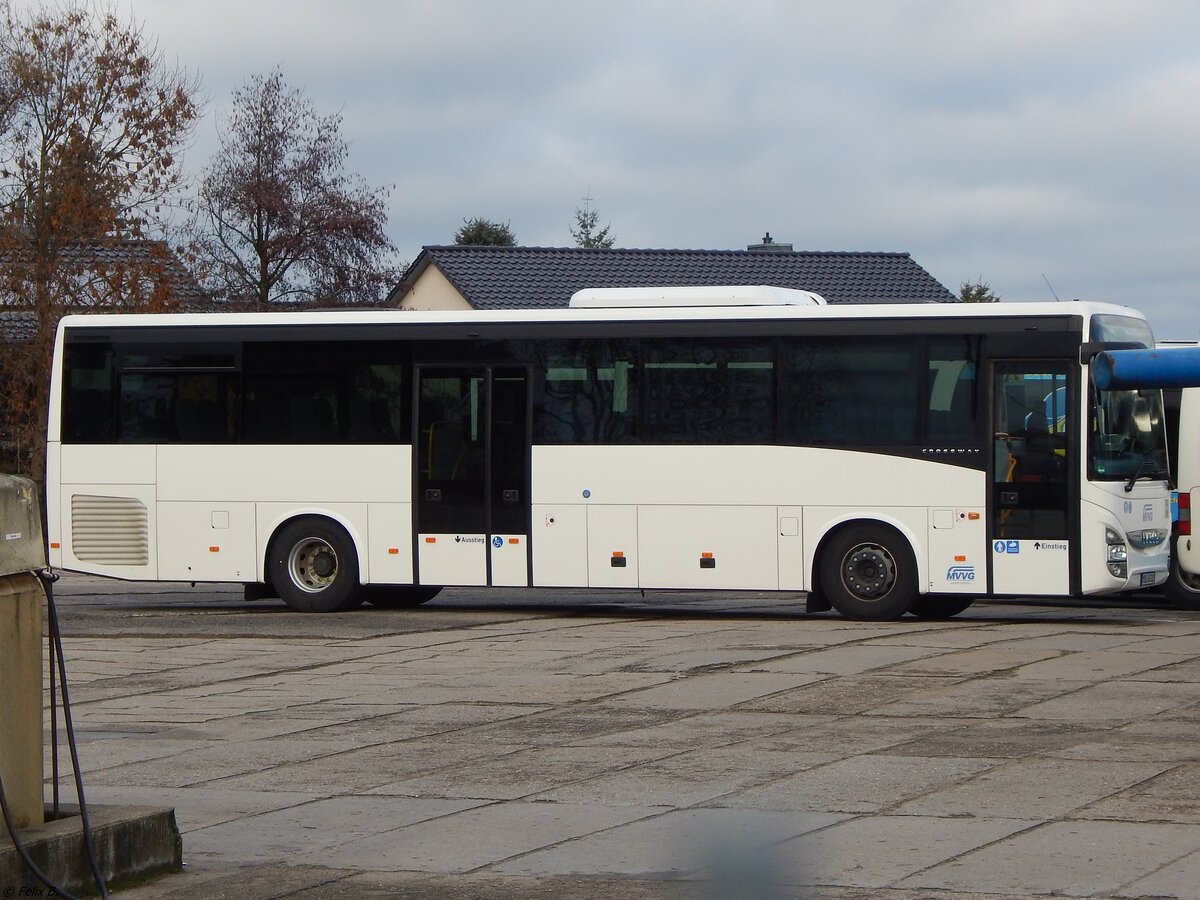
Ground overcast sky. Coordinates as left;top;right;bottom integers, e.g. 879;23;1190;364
81;1;1200;336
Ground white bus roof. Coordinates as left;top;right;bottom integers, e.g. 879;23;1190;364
55;298;1149;331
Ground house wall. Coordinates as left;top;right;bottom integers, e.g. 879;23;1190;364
396;267;472;310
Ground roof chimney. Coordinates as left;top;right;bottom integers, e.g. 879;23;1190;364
747;232;793;252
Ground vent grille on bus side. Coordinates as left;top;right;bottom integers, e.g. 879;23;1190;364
71;494;150;566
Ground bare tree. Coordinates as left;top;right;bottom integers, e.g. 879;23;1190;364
188;69;399;309
0;1;199;478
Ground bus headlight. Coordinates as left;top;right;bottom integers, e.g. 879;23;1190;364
1126;529;1167;549
1106;527;1127;578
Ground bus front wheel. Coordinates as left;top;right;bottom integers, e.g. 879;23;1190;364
268;518;363;613
820;525;916;620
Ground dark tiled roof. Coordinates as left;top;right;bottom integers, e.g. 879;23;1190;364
2;239;209;311
389;246;955;309
0;311;35;342
66;240;209;308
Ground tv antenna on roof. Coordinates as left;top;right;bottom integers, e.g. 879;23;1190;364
1042;274;1061;302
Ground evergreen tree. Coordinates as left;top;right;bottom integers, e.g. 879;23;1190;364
959;279;1000;303
455;217;516;246
571;197;615;248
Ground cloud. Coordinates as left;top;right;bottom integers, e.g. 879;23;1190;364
40;0;1200;335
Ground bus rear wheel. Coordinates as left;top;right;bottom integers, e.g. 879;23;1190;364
269;518;362;613
820;525;916;620
364;586;442;608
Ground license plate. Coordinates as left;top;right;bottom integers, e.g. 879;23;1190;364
1140;573;1157;587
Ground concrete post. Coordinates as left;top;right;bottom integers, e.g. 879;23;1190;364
0;474;47;830
0;572;43;829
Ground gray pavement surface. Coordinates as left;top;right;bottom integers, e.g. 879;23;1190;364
24;576;1200;898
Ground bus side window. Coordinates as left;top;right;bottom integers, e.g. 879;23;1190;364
926;338;978;442
62;343;115;443
535;340;637;444
781;337;918;445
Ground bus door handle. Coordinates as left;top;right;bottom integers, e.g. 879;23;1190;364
502;489;519;502
425;489;442;502
1000;491;1019;506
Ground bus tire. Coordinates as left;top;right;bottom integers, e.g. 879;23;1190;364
268;517;362;613
909;595;975;618
364;586;442;608
1165;537;1200;610
820;524;916;620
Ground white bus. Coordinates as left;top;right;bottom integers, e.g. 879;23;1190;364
45;288;1173;619
1151;342;1200;609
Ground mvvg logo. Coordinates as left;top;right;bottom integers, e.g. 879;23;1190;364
946;565;976;581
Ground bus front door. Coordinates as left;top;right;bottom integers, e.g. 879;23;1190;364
415;366;530;587
990;363;1072;595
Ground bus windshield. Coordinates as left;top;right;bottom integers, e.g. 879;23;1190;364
1087;313;1170;484
1090;385;1169;484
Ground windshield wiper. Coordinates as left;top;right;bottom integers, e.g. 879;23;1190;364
1125;460;1168;492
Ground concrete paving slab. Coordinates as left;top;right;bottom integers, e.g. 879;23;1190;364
435;703;682;747
746;643;952;676
607;671;827;710
151;715;345;742
530;746;838;808
1126;655;1200;682
1118;848;1200;899
900;820;1200;896
62;736;367;788
366;744;679;801
748;715;953;756
887;643;1067;676
864;622;1056;649
610;646;795;673
864;676;1074;718
110;863;364;899
1117;633;1200;655
1008;648;1196;681
320;801;669;872
491;807;845;879
288;871;704;900
395;670;678;705
892;718;1107;759
1076;763;1200;823
892;758;1170;819
1015;680;1199;723
775;814;1038;888
202;738;532;793
741;675;962;715
181;795;490;862
578;709;827;750
44;736;216;773
1049;719;1200;763
720;753;999;814
985;629;1159;653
